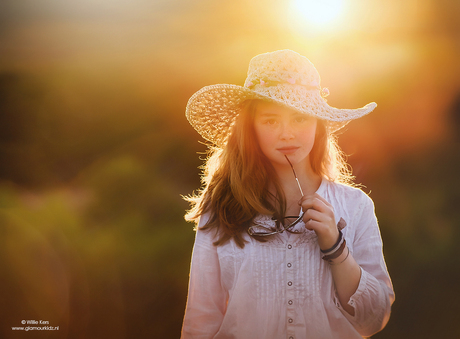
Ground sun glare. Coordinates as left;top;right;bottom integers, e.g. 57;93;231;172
290;0;346;29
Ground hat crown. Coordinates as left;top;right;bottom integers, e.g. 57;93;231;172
245;50;321;87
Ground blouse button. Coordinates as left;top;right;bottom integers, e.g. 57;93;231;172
288;300;293;305
288;318;293;323
287;263;292;268
287;244;292;249
287;281;292;286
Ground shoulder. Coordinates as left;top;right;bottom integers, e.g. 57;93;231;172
326;180;372;204
324;180;376;218
194;212;218;247
325;181;381;241
197;211;212;228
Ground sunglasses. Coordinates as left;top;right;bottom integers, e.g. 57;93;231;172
248;155;305;237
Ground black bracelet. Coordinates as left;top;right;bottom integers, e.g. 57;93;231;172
320;229;343;254
322;239;347;261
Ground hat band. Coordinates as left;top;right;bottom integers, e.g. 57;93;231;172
245;78;330;98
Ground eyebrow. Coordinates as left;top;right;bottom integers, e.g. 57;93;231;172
257;112;307;118
257;112;279;117
292;112;307;118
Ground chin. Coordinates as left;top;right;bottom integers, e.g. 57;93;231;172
284;153;310;164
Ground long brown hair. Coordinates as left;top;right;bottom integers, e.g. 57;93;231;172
184;100;352;248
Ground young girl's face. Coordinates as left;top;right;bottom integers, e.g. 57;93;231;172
253;101;317;170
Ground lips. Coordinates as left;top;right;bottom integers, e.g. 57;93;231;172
277;146;300;154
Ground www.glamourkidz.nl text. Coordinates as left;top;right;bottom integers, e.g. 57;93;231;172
12;320;59;331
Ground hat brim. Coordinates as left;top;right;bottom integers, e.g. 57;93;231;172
186;84;376;147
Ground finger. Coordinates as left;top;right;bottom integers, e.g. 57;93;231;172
298;195;318;209
298;194;312;205
303;208;325;223
313;193;332;208
299;193;331;206
303;208;336;230
304;219;322;231
300;196;332;215
304;218;340;250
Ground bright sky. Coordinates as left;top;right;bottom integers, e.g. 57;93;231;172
289;0;346;29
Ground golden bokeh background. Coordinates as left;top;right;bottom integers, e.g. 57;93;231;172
0;0;459;338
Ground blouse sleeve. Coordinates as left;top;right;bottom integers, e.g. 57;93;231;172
337;193;395;337
181;213;228;339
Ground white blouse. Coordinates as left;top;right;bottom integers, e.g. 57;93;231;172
182;179;395;339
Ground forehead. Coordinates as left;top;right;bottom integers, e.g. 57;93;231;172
254;101;307;117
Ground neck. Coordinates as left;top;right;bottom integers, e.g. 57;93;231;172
272;157;321;205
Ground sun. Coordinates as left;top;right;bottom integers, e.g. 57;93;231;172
289;0;346;29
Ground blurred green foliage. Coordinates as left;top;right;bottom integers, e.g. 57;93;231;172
0;71;206;337
1;69;460;339
0;154;196;338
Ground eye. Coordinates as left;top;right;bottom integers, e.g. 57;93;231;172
264;119;277;125
294;115;309;123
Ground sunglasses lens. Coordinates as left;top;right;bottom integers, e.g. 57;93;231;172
248;211;306;237
248;225;278;236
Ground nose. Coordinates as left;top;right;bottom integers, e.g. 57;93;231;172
279;122;295;140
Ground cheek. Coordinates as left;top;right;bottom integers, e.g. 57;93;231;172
254;125;272;149
301;124;317;149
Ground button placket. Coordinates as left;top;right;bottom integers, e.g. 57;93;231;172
286;243;295;338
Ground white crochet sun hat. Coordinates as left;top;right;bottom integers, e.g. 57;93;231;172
186;49;376;147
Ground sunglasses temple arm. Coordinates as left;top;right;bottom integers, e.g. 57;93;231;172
295;178;304;197
284;155;304;197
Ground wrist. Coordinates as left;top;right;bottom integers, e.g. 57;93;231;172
320;229;343;254
322;238;347;262
326;245;350;266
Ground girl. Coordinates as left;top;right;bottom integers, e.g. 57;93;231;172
181;50;394;338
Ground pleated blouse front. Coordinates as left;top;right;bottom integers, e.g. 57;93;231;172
182;179;395;339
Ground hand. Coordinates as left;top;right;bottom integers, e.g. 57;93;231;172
299;193;339;251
